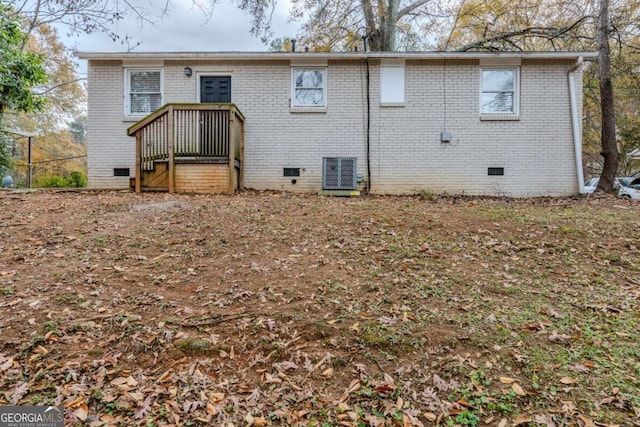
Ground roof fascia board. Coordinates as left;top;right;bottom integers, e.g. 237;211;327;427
122;59;164;67
76;51;599;61
479;57;521;66
381;58;406;66
290;57;328;66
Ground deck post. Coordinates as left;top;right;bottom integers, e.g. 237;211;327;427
168;106;175;193
26;136;33;189
228;109;236;194
238;114;245;189
135;132;142;193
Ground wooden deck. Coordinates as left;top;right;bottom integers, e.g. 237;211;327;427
127;103;245;193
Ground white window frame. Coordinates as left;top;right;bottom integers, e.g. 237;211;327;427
480;67;519;117
291;68;327;109
124;68;164;117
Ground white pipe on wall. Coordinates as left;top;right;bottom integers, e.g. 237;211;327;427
568;56;585;194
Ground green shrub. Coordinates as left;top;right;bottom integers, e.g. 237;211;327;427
34;170;87;188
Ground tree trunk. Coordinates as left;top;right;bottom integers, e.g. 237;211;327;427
361;0;398;51
596;0;618;193
379;0;398;51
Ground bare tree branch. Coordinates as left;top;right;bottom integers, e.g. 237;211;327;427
397;0;429;20
457;16;591;51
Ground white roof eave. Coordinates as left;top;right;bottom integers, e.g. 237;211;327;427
75;50;599;61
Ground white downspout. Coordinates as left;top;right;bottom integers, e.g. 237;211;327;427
568;56;585;194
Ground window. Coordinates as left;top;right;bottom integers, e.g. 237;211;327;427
292;69;326;107
380;65;405;104
481;68;518;115
126;69;162;115
113;168;130;177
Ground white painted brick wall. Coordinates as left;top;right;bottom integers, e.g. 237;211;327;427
368;58;581;197
86;57;583;197
87;60;135;188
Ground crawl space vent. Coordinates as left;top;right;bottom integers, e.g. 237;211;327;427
323;157;357;190
284;168;300;177
488;167;504;176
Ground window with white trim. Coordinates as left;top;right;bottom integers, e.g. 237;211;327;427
480;68;519;115
291;68;326;107
125;69;163;116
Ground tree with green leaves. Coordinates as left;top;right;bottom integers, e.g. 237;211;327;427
0;4;47;172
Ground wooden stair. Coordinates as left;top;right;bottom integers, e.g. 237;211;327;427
142;161;169;190
128;103;245;193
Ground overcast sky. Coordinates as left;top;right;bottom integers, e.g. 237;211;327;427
65;0;298;75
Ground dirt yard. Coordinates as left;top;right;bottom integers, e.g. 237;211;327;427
0;190;639;427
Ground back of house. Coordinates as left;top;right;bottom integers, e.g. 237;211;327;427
77;50;596;197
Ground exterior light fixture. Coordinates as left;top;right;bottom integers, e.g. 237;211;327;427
184;66;192;77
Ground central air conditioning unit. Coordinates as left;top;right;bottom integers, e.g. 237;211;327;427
322;157;357;190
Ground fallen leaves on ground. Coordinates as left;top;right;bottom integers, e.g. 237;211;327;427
0;190;639;426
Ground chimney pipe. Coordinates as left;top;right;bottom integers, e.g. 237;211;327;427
291;39;296;52
361;35;368;52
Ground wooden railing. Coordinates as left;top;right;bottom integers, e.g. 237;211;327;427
127;103;245;193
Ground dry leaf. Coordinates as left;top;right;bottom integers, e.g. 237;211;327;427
347;379;360;392
206;403;217;415
560;377;577;385
0;357;13;372
74;404;89;421
534;414;557;427
577;414;595;427
245;413;254;425
374;383;394;393
253;417;268;427
512;414;532;426
110;377;129;386
10;382;28;405
133;397;151;420
322;367;333;378
209;392;225;402
423;412;436;421
157;370;172;383
499;376;515;384
128;391;144;402
512;383;527;396
549;330;572;341
378;316;397;325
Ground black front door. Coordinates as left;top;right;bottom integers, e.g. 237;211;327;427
200;76;231;103
199;76;231;157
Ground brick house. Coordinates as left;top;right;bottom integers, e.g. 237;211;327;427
76;51;596;197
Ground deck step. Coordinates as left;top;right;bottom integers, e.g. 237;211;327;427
318;190;361;197
141;187;169;192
